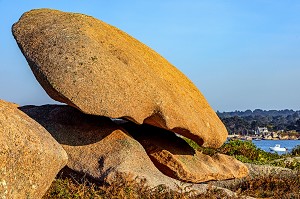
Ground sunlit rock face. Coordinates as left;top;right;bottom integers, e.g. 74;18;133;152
0;100;68;199
12;8;227;148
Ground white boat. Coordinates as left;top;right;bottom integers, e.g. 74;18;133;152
269;144;287;152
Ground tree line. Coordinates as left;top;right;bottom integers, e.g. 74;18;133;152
217;109;300;135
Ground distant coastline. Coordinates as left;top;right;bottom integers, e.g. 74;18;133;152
228;133;300;141
218;109;300;141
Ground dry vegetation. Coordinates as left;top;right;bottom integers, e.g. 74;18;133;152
43;169;300;199
43;169;237;199
231;171;300;198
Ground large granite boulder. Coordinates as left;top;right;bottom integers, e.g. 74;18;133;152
13;8;227;148
0;100;68;199
122;122;249;183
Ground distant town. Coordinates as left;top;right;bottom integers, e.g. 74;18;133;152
217;109;300;140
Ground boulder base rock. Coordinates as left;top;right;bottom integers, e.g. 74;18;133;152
122;122;249;183
13;8;227;148
20;105;190;189
0;100;68;199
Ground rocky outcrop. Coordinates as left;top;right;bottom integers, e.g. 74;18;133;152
19;105;189;189
0;100;68;199
12;8;227;148
10;8;248;196
121;122;249;183
21;104;248;189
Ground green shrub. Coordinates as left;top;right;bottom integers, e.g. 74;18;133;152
183;139;281;164
291;145;300;156
218;140;280;163
271;159;300;170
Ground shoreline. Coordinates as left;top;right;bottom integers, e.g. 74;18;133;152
228;135;300;141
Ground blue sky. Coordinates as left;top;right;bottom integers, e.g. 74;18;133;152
0;1;299;111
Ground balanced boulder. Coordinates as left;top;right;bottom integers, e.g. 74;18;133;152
13;9;227;148
121;122;249;183
0;100;68;199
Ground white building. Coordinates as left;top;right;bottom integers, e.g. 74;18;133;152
255;127;269;135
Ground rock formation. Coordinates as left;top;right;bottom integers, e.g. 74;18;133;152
9;8;250;196
0;100;68;199
12;8;227;148
19;105;207;189
20;105;248;184
121;122;249;183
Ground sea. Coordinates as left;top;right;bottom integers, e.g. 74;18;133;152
251;139;300;154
